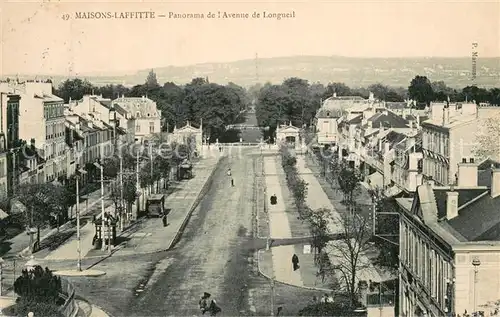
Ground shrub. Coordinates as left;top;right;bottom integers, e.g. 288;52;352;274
15;297;63;317
14;266;62;305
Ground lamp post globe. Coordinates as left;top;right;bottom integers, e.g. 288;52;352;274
472;257;481;267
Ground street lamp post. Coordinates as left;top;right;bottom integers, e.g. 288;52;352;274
0;257;4;296
75;169;87;271
270;274;275;316
94;162;109;253
472;257;481;315
76;174;81;271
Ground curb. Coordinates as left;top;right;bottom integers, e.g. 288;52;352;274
166;157;224;250
18;194;109;258
75;297;112;317
256;249;333;293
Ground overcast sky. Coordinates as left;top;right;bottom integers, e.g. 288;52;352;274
1;0;499;76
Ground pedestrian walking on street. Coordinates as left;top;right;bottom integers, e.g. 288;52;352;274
231;178;234;187
199;292;211;314
292;253;300;271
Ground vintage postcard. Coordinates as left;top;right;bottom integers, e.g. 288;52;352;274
0;1;499;316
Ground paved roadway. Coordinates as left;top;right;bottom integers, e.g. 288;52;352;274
126;148;258;316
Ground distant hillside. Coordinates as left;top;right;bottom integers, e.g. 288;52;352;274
4;55;500;89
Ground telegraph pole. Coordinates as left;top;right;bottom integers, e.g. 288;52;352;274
99;164;107;252
135;146;140;217
76;174;82;271
149;142;154;194
119;153;124;230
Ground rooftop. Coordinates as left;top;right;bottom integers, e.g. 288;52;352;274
421;114;477;129
399;162;500;244
112;96;160;119
362;111;409;129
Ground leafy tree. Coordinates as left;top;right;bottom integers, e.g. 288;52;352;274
337;164;363;205
474;114;500;161
368;83;389;101
15;183;62;250
324;82;352;98
55;78;94;103
145;69;159;88
462;85;491;104
408;75;434;106
255;84;290;140
122;171;138;216
431;81;459;102
99;84;129;99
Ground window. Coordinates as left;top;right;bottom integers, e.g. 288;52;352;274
136;124;141;132
149;122;155;133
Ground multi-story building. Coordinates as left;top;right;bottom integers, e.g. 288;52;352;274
1;80;66;183
397;160;500;316
421;102;500;186
0;90;21;195
112;96;161;144
18;139;45;184
315;107;341;145
0;136;8;197
65;112;115;170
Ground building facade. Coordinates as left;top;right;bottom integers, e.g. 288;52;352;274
0;91;21;195
112;96;161;144
397;161;500;316
420;102;500;186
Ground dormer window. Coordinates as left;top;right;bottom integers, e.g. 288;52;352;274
136;112;140;118
326;111;330;117
147;113;150;117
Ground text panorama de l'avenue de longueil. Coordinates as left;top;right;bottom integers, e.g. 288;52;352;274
73;11;296;20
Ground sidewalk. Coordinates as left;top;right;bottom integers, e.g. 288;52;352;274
3;186;110;259
40;156;221;260
76;299;111;317
298;155;392;284
262;156;303;288
295;156;343;234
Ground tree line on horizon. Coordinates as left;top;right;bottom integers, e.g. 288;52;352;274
54;71;250;142
52;72;499;140
253;75;500;140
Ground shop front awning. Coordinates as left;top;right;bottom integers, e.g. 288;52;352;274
367;171;384;188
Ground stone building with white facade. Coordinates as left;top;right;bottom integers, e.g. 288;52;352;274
0;81;66;183
112;96;161;144
397;160;500;317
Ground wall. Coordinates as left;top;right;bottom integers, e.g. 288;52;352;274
0;152;7;196
19;97;44;146
316;117;338;144
453;250;500;315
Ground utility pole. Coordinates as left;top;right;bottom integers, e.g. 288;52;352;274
76;174;82;271
119;152;124;230
379;283;383;317
149;142;154;194
135;146;140;217
270;275;275;316
96;163;109;253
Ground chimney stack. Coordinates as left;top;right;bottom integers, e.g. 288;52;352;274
446;190;459;220
491;168;500;198
457;158;478;187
